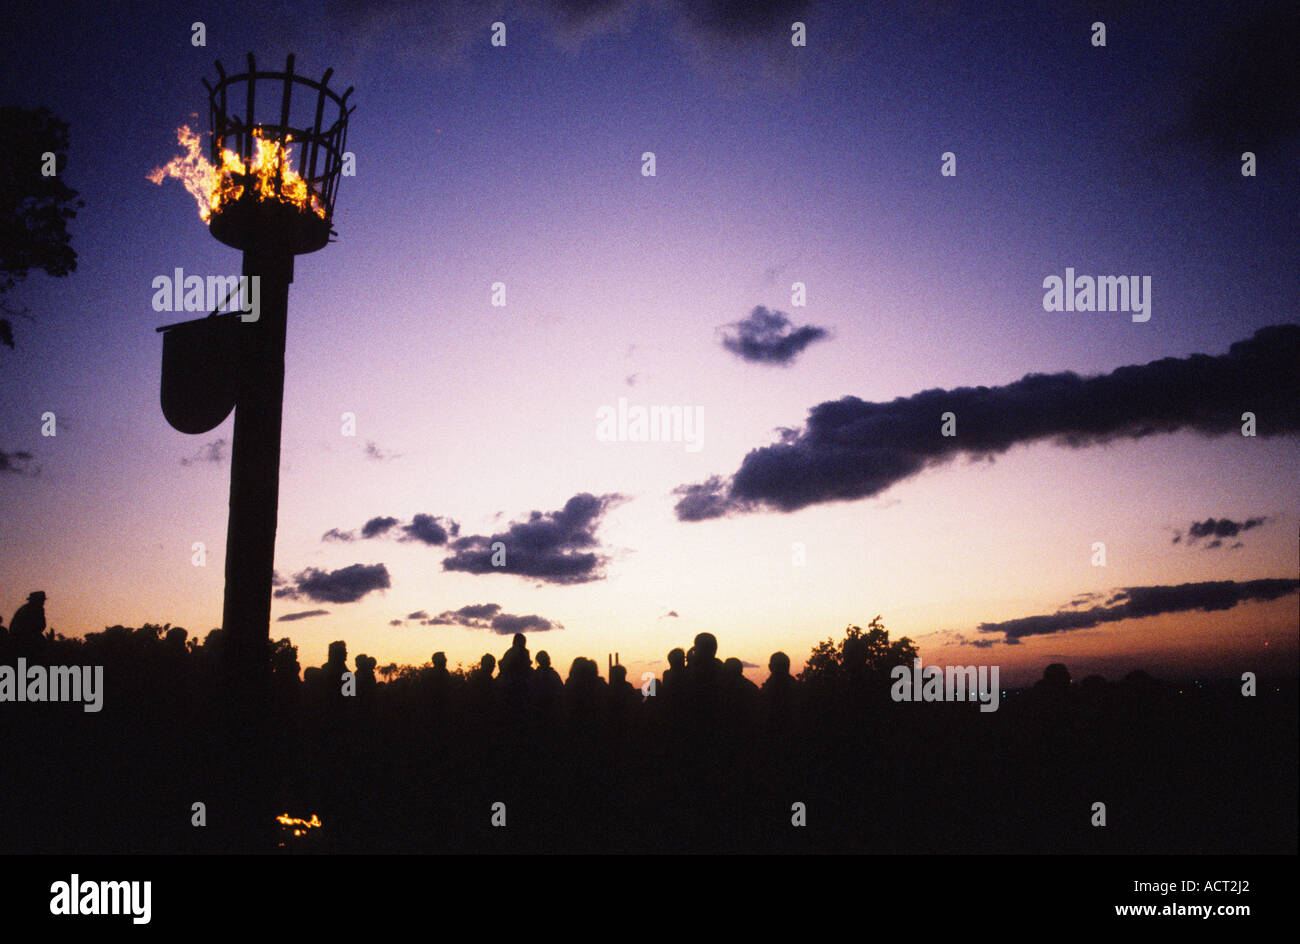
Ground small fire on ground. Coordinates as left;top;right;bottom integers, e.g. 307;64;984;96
275;812;323;847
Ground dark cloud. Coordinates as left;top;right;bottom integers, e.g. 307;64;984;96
1187;516;1267;541
490;612;562;635
362;516;400;538
661;610;679;619
277;609;329;622
676;325;1300;520
322;514;453;544
719;306;829;365
273;563;391;604
363;441;395;461
424;603;503;629
672;476;735;522
425;602;563;634
406;610;429;620
443;492;623;583
0;449;34;475
388;619;404;626
977;578;1300;642
180;439;227;466
401;513;459;546
453;603;503;620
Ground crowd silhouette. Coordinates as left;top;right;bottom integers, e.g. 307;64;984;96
0;594;1295;854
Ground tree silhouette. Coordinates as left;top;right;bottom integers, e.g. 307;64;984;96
799;615;919;691
0;105;84;348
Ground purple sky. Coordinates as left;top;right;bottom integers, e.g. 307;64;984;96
2;0;1297;685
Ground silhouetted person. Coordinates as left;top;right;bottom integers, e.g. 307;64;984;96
609;663;639;714
354;654;378;697
468;653;496;711
723;657;759;726
499;633;532;679
690;632;722;686
662;647;686;697
531;650;564;712
564;657;605;726
431;651;449;674
761;651;799;741
324;640;349;684
764;651;792;685
1038;663;1071;692
429;651;450;691
9;590;47;658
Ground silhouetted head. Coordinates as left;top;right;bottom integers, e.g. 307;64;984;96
431;651;447;670
480;653;496;675
768;651;790;676
28;591;45;603
327;640;347;665
568;657;585;682
512;633;526;648
536;650;551;669
686;646;695;666
1041;663;1071;690
693;632;717;660
724;657;743;678
668;647;685;670
611;664;627;684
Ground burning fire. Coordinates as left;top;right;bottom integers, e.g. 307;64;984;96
275;812;323;840
149;125;326;222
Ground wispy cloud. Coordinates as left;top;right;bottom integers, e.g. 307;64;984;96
180;439;227;466
277;609;330;622
977;578;1299;643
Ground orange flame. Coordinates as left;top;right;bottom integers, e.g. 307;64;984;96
276;812;323;829
149;125;326;222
